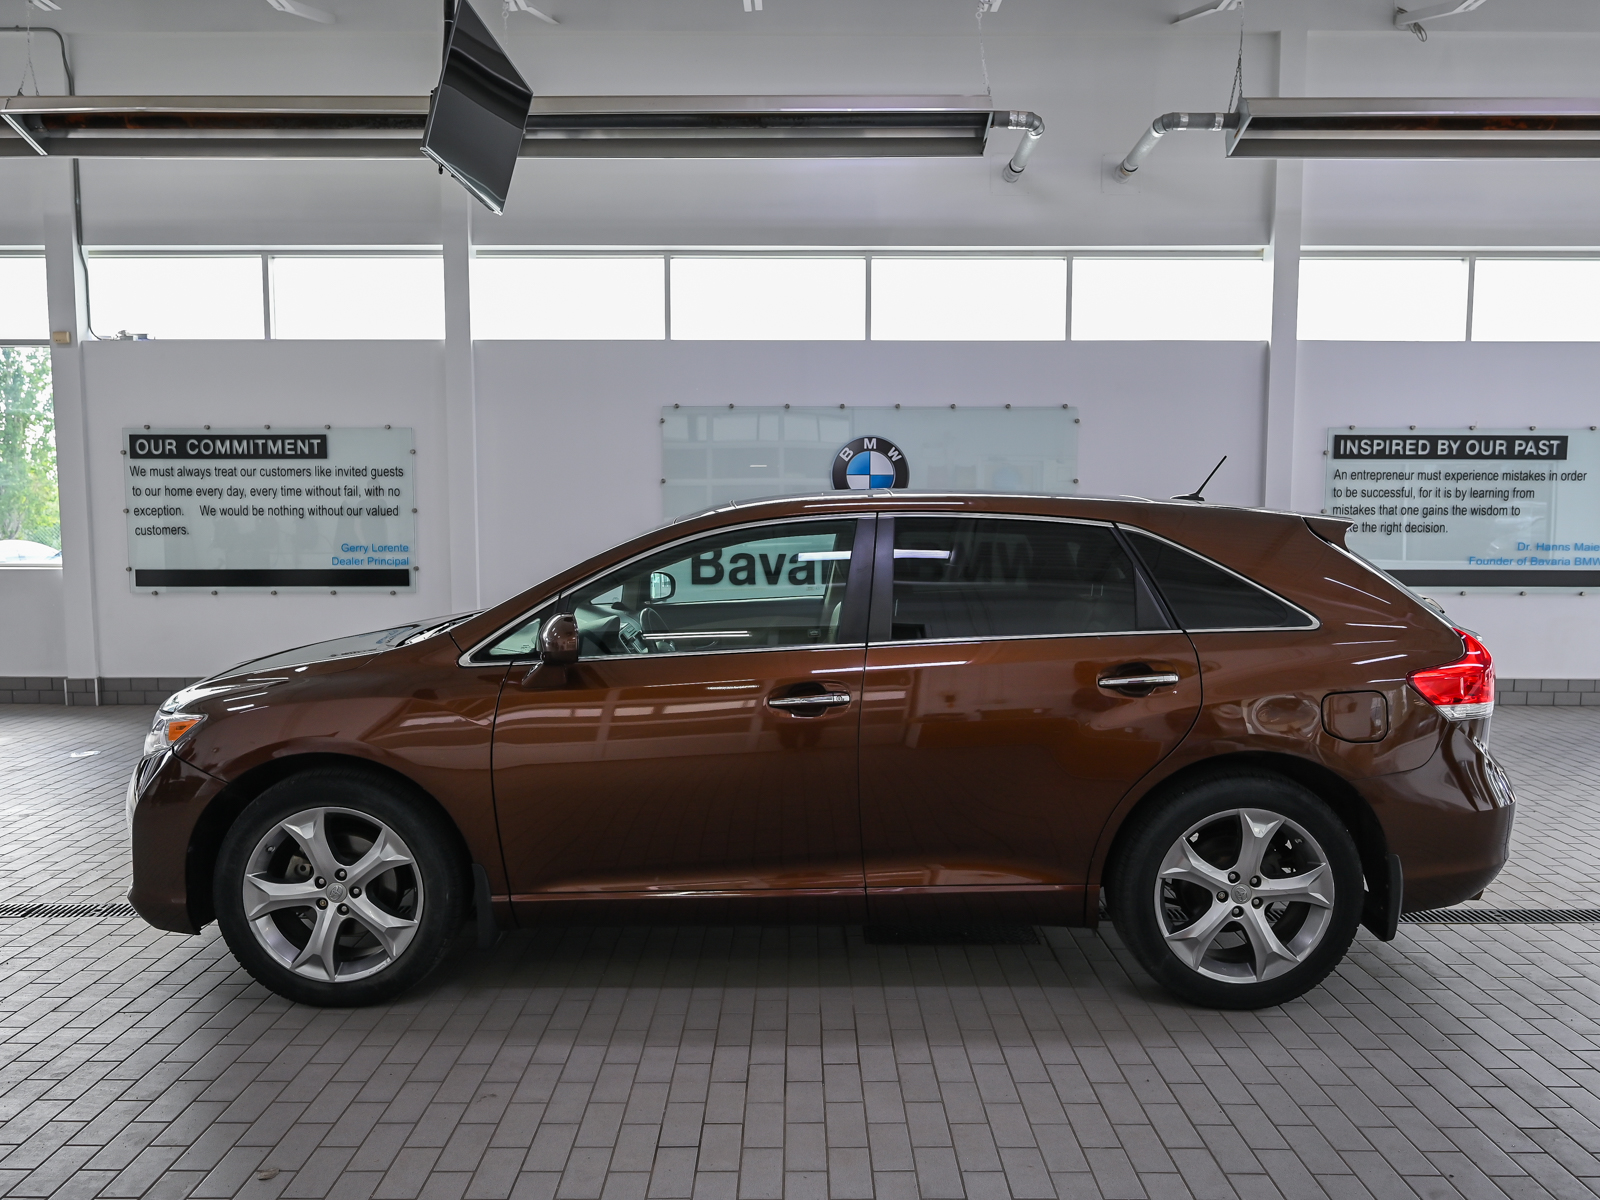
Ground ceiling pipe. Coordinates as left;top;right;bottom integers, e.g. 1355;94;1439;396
997;109;1044;181
1116;110;1239;181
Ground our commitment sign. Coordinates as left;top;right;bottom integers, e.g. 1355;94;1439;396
1332;435;1568;461
128;434;330;461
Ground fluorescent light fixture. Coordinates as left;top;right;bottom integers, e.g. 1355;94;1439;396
0;95;1029;165
1118;97;1600;178
1227;98;1600;158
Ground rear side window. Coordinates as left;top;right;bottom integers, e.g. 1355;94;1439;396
1124;529;1312;631
890;517;1138;640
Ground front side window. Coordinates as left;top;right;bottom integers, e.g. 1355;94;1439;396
485;519;859;659
1123;529;1312;631
888;517;1138;641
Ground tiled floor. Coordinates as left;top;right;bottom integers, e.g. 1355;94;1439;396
0;705;1597;1200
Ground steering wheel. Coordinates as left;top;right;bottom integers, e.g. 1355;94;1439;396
639;607;675;654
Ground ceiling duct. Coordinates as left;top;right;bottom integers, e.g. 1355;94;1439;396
0;95;1041;167
1117;98;1600;178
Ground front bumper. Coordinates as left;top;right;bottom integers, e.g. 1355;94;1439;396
127;750;227;934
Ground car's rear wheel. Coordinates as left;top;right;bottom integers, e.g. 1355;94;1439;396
1109;772;1363;1009
214;770;466;1006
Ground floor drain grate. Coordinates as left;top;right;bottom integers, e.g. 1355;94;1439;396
1401;908;1600;925
0;902;137;919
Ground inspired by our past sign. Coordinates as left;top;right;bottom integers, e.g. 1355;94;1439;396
1325;427;1600;589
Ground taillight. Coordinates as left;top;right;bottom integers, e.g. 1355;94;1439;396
1408;628;1495;721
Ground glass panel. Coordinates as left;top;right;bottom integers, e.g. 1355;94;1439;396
0;347;59;561
488;519;859;658
888;517;1137;640
870;258;1067;341
1072;258;1271;341
270;256;444;339
1472;259;1600;342
670;258;865;340
0;258;49;342
1298;258;1468;341
472;256;664;339
1125;530;1310;630
87;256;263;339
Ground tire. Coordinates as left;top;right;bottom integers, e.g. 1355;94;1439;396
1109;771;1363;1010
214;769;468;1006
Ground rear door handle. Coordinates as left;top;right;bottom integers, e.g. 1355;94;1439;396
768;692;852;710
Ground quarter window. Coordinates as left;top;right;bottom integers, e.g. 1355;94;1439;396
1123;530;1312;631
485;519;860;658
888;517;1138;641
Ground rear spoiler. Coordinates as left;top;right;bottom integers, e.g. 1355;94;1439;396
1304;514;1353;549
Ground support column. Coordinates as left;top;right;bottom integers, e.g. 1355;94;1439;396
41;160;101;704
440;182;480;611
1262;29;1307;511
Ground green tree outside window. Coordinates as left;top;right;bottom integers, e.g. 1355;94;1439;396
0;347;59;552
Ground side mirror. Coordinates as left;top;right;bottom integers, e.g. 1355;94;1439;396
521;613;578;689
650;571;676;602
539;613;580;665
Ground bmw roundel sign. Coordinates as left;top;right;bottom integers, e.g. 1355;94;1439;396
832;436;910;490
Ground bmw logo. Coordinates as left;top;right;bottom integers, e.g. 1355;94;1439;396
832;436;910;490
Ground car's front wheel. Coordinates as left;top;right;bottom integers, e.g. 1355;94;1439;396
1109;772;1364;1009
214;769;467;1006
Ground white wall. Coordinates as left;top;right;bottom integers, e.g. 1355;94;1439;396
0;569;65;677
6;0;1600;682
1295;341;1600;677
472;340;1266;602
73;340;454;679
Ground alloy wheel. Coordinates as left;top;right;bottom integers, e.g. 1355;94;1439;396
1153;807;1334;984
241;806;423;983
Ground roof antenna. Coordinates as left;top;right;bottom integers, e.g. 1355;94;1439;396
1173;455;1226;502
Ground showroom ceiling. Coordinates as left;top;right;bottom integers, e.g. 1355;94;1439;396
11;0;1600;37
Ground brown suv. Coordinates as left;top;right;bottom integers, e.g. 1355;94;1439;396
127;493;1513;1009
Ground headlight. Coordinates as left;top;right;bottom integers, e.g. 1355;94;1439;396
144;712;206;757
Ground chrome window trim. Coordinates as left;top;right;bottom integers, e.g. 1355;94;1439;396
880;510;1150;642
496;640;868;666
456;513;872;667
1117;524;1322;633
869;629;1176;649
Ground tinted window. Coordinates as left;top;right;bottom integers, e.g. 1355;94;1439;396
1124;530;1312;631
487;519;858;658
889;517;1137;641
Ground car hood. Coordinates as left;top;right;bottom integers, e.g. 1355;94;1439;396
160;612;480;713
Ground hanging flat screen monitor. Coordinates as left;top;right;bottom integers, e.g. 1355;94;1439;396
422;0;533;214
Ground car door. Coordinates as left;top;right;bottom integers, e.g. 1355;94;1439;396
857;514;1202;924
489;515;874;923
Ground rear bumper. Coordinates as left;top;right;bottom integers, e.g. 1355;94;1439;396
128;750;226;934
1367;723;1515;913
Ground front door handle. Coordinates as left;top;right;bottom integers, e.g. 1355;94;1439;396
768;692;852;710
1098;664;1181;696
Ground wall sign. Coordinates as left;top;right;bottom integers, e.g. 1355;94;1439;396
124;426;416;591
1324;427;1600;588
661;405;1078;520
